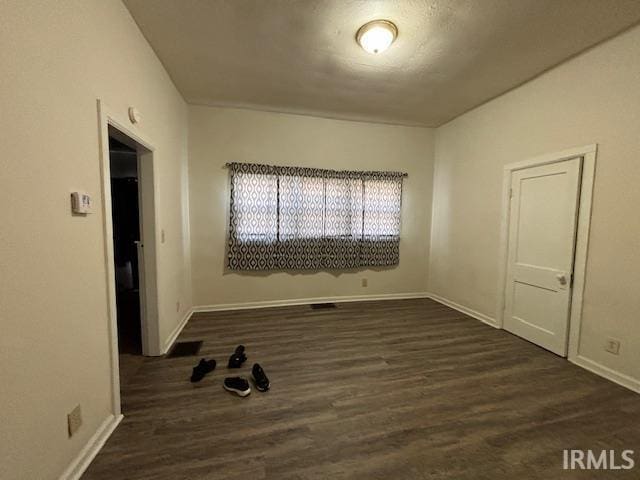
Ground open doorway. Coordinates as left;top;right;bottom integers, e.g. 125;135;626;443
109;136;142;360
98;101;162;416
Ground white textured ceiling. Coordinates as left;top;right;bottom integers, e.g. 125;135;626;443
123;0;640;127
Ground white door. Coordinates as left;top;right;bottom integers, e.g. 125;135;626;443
504;157;581;356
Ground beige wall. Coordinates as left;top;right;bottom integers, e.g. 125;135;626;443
189;106;434;307
0;1;191;478
431;25;640;385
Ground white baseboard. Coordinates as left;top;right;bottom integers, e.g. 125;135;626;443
58;413;123;480
570;355;640;394
426;294;640;395
162;307;194;354
192;292;430;313
427;292;499;328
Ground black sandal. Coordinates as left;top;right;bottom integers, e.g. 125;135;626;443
227;345;247;368
190;358;216;382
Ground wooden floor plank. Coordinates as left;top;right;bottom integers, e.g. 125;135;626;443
83;299;640;479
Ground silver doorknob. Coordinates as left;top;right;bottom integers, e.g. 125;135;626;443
556;273;567;285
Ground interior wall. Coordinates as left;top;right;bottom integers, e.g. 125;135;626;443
188;106;434;307
431;24;640;386
0;1;191;478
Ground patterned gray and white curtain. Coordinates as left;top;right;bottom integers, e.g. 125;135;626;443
226;162;406;271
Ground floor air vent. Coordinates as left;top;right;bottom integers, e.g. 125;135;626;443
310;303;337;310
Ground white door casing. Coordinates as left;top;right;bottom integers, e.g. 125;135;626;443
97;100;161;417
503;157;581;356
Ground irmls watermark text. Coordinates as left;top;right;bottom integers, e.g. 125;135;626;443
563;449;635;470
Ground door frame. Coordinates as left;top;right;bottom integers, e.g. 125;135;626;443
496;144;597;359
97;100;161;416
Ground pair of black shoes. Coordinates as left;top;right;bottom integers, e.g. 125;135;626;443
223;363;270;397
224;344;251;396
190;344;247;383
224;345;270;396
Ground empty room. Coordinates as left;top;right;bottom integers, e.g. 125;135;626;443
2;0;640;478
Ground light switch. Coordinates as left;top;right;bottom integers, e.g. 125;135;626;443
70;192;92;214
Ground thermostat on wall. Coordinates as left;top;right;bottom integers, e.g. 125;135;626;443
71;192;92;214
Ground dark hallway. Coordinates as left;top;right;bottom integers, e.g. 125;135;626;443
109;137;142;356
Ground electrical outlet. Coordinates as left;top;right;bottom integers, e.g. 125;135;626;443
176;301;180;312
361;278;368;287
67;405;82;437
605;338;621;355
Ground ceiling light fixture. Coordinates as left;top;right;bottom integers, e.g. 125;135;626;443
356;19;398;54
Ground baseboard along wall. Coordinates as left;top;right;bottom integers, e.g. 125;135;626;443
58;414;123;480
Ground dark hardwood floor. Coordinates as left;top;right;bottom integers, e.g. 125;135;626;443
83;298;640;479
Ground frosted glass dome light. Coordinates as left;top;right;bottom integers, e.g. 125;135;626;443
356;20;398;54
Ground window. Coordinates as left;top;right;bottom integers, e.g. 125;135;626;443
232;172;278;242
227;163;406;270
279;174;325;240
363;178;402;237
